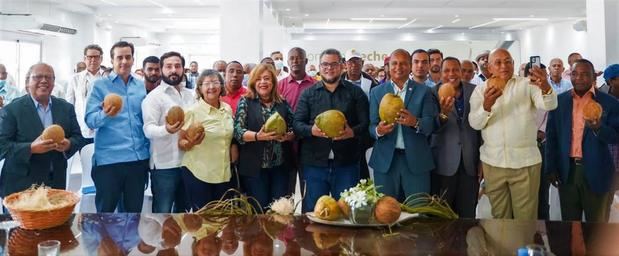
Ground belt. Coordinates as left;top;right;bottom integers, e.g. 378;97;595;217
571;157;583;165
394;148;406;154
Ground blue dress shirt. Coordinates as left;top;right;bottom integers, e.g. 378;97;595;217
85;71;150;166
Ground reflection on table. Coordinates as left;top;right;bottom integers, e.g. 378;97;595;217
2;213;619;255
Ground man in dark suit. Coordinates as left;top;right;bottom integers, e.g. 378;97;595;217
545;59;619;222
430;57;482;218
0;63;87;199
369;49;438;200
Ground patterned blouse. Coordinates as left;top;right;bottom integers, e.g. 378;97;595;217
234;97;294;169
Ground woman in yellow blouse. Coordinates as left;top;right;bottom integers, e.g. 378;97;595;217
179;69;236;211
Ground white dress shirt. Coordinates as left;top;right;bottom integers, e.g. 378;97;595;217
65;69;103;138
469;75;558;169
142;82;196;169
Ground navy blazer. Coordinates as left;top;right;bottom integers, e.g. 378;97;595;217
368;80;437;174
0;95;87;197
545;89;619;194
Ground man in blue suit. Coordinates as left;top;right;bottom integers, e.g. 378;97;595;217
545;59;619;222
369;49;438;199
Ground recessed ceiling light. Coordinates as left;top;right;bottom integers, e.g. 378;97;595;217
469;20;499;29
425;25;443;33
285;8;291;11
451;18;461;24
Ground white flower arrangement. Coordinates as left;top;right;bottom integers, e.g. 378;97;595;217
340;179;383;210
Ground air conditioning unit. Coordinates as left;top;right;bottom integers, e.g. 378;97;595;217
0;15;77;36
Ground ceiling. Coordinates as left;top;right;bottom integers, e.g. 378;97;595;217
2;0;587;36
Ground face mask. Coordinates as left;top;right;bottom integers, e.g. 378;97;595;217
308;70;317;77
275;60;285;70
219;72;225;78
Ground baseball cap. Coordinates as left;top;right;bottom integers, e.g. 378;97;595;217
345;48;362;61
604;64;619;81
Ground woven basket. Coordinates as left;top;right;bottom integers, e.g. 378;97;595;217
8;221;79;256
2;189;80;230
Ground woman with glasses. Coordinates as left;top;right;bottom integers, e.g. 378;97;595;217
179;69;236;211
234;64;295;211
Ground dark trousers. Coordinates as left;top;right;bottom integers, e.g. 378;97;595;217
92;159;149;213
375;150;430;202
150;167;187;213
181;167;231;211
559;161;612;222
302;163;360;213
430;161;479;219
537;143;550;220
241;165;289;212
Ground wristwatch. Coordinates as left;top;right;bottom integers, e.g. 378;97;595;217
439;113;449;120
413;119;420;129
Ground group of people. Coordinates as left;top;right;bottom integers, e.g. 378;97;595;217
0;41;618;224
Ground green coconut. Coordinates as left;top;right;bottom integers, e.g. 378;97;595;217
264;112;287;136
315;110;347;138
379;93;404;124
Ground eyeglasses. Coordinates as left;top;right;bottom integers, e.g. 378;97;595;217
30;75;55;82
85;55;101;60
320;62;341;69
202;82;221;88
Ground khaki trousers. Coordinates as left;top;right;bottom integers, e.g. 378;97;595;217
483;162;541;220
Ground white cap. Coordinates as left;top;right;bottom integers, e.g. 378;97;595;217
345;49;362;61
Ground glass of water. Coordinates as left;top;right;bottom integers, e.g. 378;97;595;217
38;240;60;256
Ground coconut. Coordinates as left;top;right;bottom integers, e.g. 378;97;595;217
487;77;507;91
379;93;404;124
103;93;123;116
187;123;205;139
337;197;351;218
438;82;457;99
314;195;341;221
374;196;401;224
264;112;287;136
41;124;65;144
165;106;185;125
315;110;347;138
583;100;603;121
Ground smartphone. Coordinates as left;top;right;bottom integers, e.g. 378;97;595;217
530;56;541;68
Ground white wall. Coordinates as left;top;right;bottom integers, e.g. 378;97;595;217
518;21;587;68
262;9;291;61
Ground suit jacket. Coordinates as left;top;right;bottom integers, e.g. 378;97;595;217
431;82;481;176
369;79;437;174
0;95;87;197
545;89;619;194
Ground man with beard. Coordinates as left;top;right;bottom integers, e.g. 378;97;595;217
85;41;150;213
369;49;437;200
545;59;619;222
294;48;369;212
142;56;161;93
141;51;194;213
186;61;199;89
411;49;434;88
220;61;246;115
471;50;491;85
427;48;443;87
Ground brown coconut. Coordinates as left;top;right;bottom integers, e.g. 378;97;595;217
438;82;457;99
374;196;401;224
165;106;185;125
186;123;204;139
584;101;603;121
41;124;65;144
487;77;507;91
103;93;123;116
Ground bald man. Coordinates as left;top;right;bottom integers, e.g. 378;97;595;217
369;49;438;199
469;48;558;220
